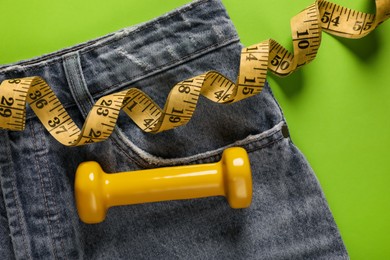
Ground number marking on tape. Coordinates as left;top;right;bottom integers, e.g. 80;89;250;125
0;0;389;146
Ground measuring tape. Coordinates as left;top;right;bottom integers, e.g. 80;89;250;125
1;0;389;146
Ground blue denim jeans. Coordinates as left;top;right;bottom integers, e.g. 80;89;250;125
0;0;348;259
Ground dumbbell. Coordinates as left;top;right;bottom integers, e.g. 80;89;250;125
74;147;252;224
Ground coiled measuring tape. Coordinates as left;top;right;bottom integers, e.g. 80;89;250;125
1;0;389;146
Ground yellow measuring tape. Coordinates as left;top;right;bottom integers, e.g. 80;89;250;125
1;0;389;146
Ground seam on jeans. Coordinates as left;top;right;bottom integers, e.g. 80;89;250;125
180;135;286;166
63;53;96;120
24;37;239;121
4;135;31;260
191;130;286;165
0;0;218;73
0;202;8;221
1;33;238;78
39;125;69;259
0;155;14;258
91;37;240;98
109;134;150;168
111;121;286;167
60;179;83;260
246;133;285;154
63;55;88;116
3;132;32;260
30;121;61;259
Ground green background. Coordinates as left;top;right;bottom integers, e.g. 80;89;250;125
1;0;389;258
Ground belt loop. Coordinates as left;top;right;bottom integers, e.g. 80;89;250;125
63;52;95;119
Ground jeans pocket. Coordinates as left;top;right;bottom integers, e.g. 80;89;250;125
109;58;285;167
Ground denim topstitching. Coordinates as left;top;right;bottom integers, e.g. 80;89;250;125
81;38;241;98
1;132;32;259
110;121;287;167
30;121;61;259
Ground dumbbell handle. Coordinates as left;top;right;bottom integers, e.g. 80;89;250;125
106;162;224;206
75;147;252;223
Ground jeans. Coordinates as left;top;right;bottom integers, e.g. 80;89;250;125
0;0;348;259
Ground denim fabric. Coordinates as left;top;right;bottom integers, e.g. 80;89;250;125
0;0;348;259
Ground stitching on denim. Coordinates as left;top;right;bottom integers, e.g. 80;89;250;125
3;132;32;259
0;141;13;253
74;52;96;112
28;121;82;258
39;125;68;258
246;135;285;154
109;133;151;168
63;55;89;117
186;128;286;165
29;121;60;259
64;55;86;114
1;32;238;77
0;200;8;222
0;0;214;73
24;38;239;121
111;121;286;167
60;174;83;259
8;36;239;110
91;37;240;98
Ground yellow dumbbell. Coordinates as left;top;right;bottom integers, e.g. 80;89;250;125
74;147;252;224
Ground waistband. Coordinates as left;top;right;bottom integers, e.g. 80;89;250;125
0;0;286;160
0;0;239;110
